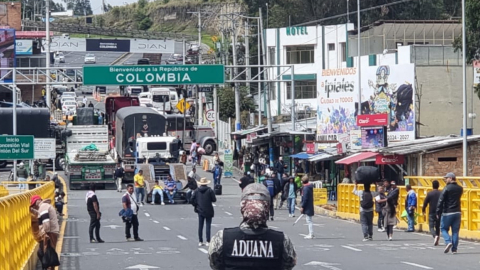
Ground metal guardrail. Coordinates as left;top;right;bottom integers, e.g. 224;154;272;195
0;67;83;85
23;21;196;41
0;181;55;270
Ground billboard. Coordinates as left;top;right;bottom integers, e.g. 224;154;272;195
130;39;175;54
86;39;130;52
16;39;33;55
317;64;415;143
49;37;87;52
0;29;15;83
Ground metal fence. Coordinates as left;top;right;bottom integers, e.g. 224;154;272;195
411;45;463;66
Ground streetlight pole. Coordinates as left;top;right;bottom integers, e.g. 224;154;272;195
356;0;361;117
462;0;468;176
257;17;262;126
45;0;51;109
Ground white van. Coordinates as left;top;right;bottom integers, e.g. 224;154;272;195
126;86;143;96
150;87;171;113
170;90;179;112
138;92;153;107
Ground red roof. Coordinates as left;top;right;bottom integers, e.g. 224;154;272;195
335;152;378;165
16;31;54;38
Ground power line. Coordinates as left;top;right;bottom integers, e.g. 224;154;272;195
293;0;415;27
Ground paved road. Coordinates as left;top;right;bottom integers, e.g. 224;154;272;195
56;167;480;270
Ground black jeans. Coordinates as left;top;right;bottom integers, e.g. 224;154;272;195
269;197;275;217
386;225;394;236
429;213;440;238
377;211;385;229
198;214;212;243
88;212;101;241
360;211;374;238
125;214;139;239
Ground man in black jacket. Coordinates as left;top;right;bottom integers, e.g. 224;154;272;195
301;175;315;239
239;172;252;190
191;178;216;246
114;163;125;192
436;172;463;254
264;172;281;221
274;157;285;181
422;180;442;246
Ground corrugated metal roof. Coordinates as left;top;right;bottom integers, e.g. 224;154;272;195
379;135;480;155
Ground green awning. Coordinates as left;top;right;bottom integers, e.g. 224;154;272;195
282;74;317;81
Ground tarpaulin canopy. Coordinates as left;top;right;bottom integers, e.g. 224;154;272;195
289;152;311;159
335;152;378;165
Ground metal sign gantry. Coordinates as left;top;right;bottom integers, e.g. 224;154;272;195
0;67;83;85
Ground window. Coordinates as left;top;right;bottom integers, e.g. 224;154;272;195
269;47;275;65
152;95;169;103
438;157;457;162
147;142;167;150
286;46;314;64
0;5;6;16
286;80;317;99
340;42;347;62
328;43;335;51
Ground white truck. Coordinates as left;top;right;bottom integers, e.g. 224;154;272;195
65;125;117;190
135;135;180;164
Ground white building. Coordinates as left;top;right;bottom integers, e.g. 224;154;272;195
265;23;354;118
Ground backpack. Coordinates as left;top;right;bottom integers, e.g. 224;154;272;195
361;191;374;209
265;179;275;197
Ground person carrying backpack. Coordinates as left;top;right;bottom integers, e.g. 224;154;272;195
353;181;374;241
263;172;281;221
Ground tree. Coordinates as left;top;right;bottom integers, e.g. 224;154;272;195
217;86;256;122
453;0;480;65
63;0;93;16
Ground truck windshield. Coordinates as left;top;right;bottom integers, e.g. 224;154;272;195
152;95;170;103
147;142;167;150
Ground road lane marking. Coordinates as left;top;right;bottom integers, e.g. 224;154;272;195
163;227;171;231
212;203;216;206
401;262;433;269
231;177;241;183
177;235;187;240
145;213;150;217
225;212;232;216
341;245;362;252
198;248;208;254
153;220;159;224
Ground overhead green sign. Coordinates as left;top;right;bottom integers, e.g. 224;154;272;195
83;65;225;85
0;135;34;159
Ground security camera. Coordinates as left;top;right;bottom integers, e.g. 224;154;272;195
11;2;14;6
383;49;388;55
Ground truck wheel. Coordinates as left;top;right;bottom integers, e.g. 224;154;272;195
0;160;7;168
203;140;216;155
55;156;65;171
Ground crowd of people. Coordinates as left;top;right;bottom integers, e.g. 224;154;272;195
353;172;463;254
26;154;465;270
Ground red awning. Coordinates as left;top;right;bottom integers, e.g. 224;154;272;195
16;31;54;38
335;152;378;165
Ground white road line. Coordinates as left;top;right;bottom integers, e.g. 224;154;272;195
212;203;216;207
299;234;309;237
401;262;433;269
225;212;233;216
177;235;187;240
163;227;171;231
341;245;362;252
153;220;159;224
144;213;150;217
198;248;208;254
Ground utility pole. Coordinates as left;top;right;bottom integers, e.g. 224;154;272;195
233;29;241;131
45;0;51;109
462;0;468;176
259;8;271;134
357;0;361;117
245;20;251;89
257;17;262;126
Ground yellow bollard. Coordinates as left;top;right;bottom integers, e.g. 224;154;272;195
203;159;209;171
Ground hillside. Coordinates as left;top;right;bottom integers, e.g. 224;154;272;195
59;0;244;43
